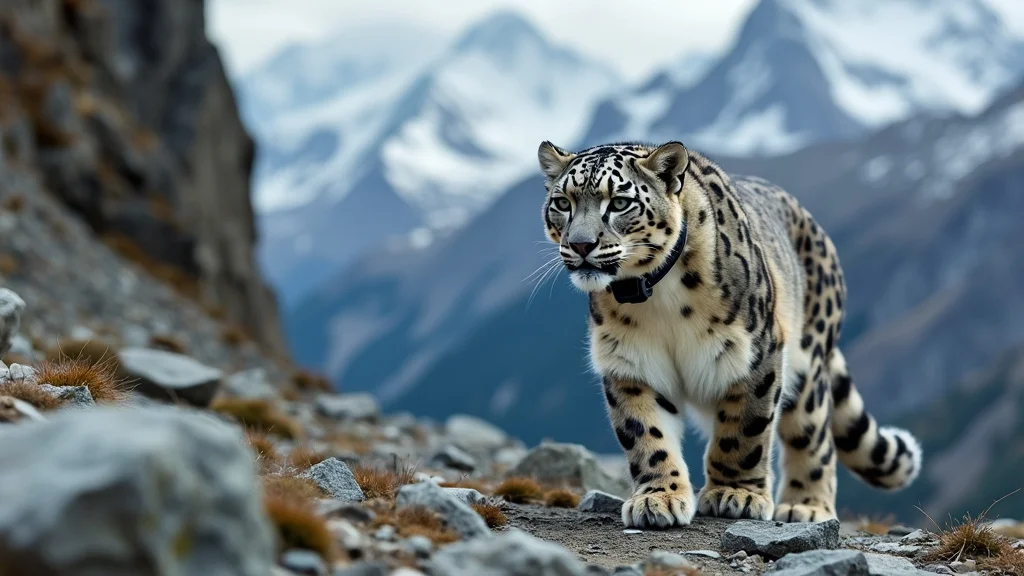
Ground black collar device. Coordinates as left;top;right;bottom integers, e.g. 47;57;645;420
609;226;688;304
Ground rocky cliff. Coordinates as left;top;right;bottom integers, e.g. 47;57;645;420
0;0;285;357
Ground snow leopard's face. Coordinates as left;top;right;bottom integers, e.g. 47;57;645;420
538;141;690;292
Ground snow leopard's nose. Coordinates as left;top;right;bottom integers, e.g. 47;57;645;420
569;241;598;257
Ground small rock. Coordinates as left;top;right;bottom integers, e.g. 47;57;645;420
869;542;922;555
0;288;25;356
396;482;491;540
685;550;721;559
923;565;955;575
4;363;37;384
623;529;643;535
445;414;508;452
427;528;587;575
888;525;916;536
118;348;223;407
728;550;749;561
644;550;693;570
328;519;368;556
721;519;840;559
315;393;378;421
864;553;932;575
430;444;477;472
579;490;625;514
414;471;439;484
223;368;278;400
301;457;364;502
510;442;630;498
314;499;374;523
280;548;327;576
0;395;45;423
772;550;869;576
0;406;274;574
404;535;434;557
950;559;977;574
374;525;396;541
443;487;487;506
900;529;935;544
37;384;95;408
333;561;389;576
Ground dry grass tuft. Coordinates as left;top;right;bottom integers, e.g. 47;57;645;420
292;369;333;393
244;431;279;463
352;464;418;501
993;522;1024;539
471;503;507;529
211;398;302;440
262;474;326;502
0;380;63;411
36;354;129;404
544;489;580;508
148;333;188;354
924;513;1008;564
325;430;372;456
263;493;337;562
45;338;118;366
494;477;544;504
981;547;1024;575
373;505;460;545
287;445;330;470
439;478;490;494
220;324;249;347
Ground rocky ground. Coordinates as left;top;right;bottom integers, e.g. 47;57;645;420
3;284;1024;575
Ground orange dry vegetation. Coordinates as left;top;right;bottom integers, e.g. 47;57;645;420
263;492;338;562
471;503;507;529
211;398;302;440
0;380;63;411
372;505;459;545
494;477;544;504
352;464;418;501
36;354;129;404
287;445;329;469
544;489;580;508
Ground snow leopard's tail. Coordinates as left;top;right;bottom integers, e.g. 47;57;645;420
828;349;922;491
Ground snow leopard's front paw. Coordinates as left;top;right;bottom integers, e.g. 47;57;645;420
622;485;696;528
697;486;774;520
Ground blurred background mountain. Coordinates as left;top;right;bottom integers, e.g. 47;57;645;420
38;0;1010;522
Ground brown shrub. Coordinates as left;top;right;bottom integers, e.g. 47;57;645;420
36;354;129;404
375;505;459;545
924;513;1007;563
211;398;302;439
287;445;329;470
494;477;544;504
148;334;188;354
981;547;1024;575
245;431;279;463
292;369;333;392
471;503;507;529
262;474;325;502
263;493;337;562
544;489;580;509
352;464;418;501
0;380;62;411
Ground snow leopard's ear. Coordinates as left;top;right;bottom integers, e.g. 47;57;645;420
637;141;689;195
538;141;575;184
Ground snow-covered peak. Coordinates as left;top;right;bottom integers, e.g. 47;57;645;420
784;0;1024;127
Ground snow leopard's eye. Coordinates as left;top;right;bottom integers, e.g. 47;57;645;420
609;197;633;212
552;197;571;212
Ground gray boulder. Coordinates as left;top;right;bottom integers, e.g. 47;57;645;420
118;348;223;407
224;368;279;400
0;288;25;356
772;550;869;576
0;405;274;574
396;482;491;540
509;442;631;498
721;519;840;559
578;490;625;514
430;444;477;472
445;414;508;452
864;553;932;576
301;457;364;502
315;393;379;421
427;528;586;576
37;383;95;408
443;487;488;506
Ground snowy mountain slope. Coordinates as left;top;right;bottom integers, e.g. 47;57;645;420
247;12;619;301
581;0;1024;155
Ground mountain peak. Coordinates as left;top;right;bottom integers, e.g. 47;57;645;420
452;11;550;58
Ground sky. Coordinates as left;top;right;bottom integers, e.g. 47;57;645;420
207;0;758;82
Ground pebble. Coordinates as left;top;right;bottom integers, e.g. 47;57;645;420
374;525;396;541
950;559;977;573
623;529;643;535
643;550;692;570
279;549;327;576
900;529;935;544
869;541;922;555
404;535;434;557
684;549;721;559
578;490;625;514
924;565;955;575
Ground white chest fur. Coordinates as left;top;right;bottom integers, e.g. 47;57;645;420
589;279;754;410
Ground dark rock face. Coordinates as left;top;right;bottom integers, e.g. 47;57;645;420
0;0;285;357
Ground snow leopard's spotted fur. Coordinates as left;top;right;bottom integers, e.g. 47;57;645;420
537;141;922;528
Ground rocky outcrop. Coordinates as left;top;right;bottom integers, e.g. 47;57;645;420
0;0;285;357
